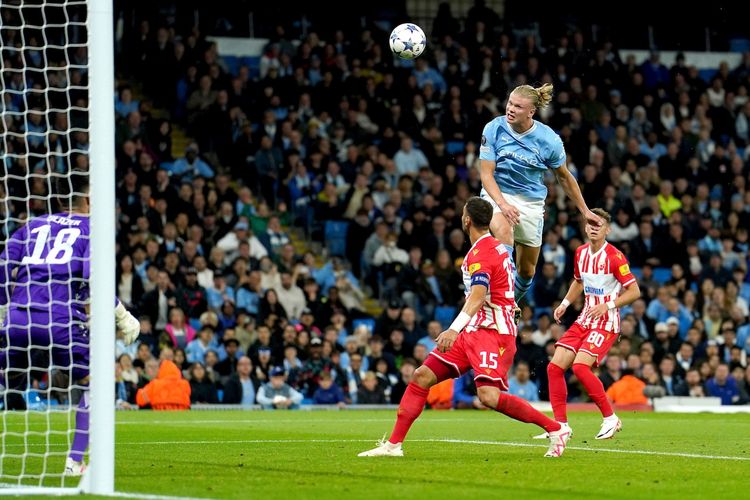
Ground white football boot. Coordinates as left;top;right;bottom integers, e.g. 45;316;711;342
544;424;572;458
358;435;404;457
533;422;573;440
595;415;622;440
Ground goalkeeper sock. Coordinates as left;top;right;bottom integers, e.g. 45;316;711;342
514;274;533;303
69;391;89;462
573;363;614;418
547;362;569;423
389;382;429;444
495;392;561;433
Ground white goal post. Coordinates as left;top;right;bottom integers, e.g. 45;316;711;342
0;0;115;495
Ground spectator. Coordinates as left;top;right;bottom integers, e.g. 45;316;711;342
176;267;208;320
356;371;387;405
274;271;306;321
257;367;304;410
185;326;219;364
674;368;707;397
135;360;191;410
222;356;257;405
706;364;740;405
312;372;346;407
188;362;219;404
163;308;197;350
508;361;540;402
605;369;648;404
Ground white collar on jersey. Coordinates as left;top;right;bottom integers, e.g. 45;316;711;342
589;241;609;257
506;118;537;139
469;232;494;253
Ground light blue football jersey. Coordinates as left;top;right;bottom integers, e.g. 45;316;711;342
479;116;566;201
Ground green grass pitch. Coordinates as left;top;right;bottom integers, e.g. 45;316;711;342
2;410;749;499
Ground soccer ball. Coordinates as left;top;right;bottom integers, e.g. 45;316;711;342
389;23;426;60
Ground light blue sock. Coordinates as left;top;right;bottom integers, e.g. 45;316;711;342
514;275;534;303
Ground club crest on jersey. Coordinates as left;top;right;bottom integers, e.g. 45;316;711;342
469;263;481;274
599;264;605;271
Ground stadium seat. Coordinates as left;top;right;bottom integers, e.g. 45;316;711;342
652;267;672;284
446;141;466;155
189;318;202;332
324;220;349;257
434;305;457;330
630;267;643;279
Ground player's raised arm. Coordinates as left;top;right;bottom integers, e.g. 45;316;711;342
552;163;602;227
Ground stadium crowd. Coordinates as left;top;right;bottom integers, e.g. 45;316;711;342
3;2;750;409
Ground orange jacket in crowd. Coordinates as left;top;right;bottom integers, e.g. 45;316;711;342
605;374;647;405
136;360;191;410
427;378;454;409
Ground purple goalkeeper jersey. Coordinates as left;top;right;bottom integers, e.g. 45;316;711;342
0;212;90;323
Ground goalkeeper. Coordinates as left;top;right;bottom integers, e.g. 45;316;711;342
0;172;140;476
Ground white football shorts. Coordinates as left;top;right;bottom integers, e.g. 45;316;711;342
480;189;545;247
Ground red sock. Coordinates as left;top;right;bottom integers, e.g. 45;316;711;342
496;392;561;433
572;363;614;418
389;382;429;444
547;362;568;423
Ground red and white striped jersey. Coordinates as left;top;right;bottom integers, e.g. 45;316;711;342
573;241;636;333
461;233;517;335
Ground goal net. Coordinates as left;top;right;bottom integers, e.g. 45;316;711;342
0;0;115;495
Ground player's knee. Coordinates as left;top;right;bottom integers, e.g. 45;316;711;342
412;365;437;389
476;385;500;408
517;262;535;279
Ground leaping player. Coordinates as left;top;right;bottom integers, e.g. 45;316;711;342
358;197;570;458
479;83;602;312
0;172;141;476
539;208;640;440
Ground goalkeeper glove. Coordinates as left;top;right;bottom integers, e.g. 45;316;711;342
115;302;140;345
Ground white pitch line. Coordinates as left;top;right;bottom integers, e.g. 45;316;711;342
118;437;750;462
2;437;747;462
108;491;214;500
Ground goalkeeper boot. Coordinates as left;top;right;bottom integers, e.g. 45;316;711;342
64;457;87;476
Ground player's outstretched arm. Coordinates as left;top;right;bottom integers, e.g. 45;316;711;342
553;279;584;324
553;164;602;227
437;284;487;352
480;160;519;226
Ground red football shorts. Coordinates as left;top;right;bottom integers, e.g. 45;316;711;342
425;329;516;390
555;323;619;365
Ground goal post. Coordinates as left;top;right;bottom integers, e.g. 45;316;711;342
0;0;116;495
87;0;116;495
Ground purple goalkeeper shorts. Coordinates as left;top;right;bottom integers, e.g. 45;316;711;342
1;308;90;382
